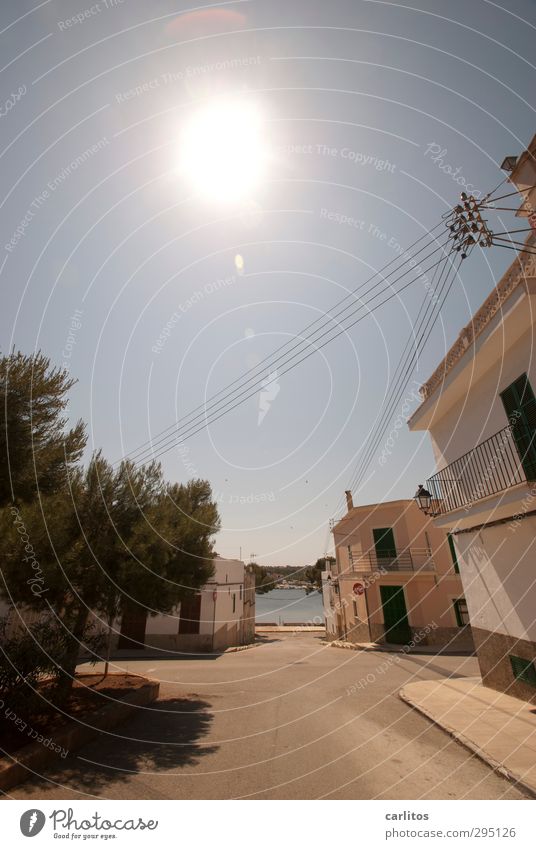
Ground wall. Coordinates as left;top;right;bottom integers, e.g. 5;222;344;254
333;500;455;578
336;575;370;643
453;518;536;644
330;500;471;648
419;296;536;471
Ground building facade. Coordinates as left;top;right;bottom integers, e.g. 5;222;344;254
324;494;472;650
115;557;255;653
409;135;536;701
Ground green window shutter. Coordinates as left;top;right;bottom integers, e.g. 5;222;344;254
373;527;397;559
453;598;469;627
500;374;536;480
510;655;536;687
500;374;536;417
447;533;459;573
500;383;518;418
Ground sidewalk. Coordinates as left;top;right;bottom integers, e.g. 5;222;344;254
400;676;536;797
87;641;260;661
328;639;474;655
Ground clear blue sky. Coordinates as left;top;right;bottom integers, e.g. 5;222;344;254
1;0;535;566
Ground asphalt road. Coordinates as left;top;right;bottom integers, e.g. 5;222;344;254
5;634;529;800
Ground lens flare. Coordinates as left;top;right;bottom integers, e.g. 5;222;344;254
179;100;267;203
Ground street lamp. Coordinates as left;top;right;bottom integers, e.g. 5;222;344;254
414;484;433;514
500;155;518;172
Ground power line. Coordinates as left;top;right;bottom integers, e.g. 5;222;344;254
339;247;454;505
131;246;453;468
340;248;461;511
335;177;531;513
123;175;521;473
118;219;446;468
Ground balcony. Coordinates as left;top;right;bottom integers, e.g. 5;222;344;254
349;547;435;573
425;423;536;517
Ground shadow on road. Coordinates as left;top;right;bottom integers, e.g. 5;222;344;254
15;696;217;797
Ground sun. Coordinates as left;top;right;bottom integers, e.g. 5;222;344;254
178;100;267;203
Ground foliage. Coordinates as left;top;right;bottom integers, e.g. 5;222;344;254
0;616;103;719
248;558;334;594
0;351;85;508
248;562;274;594
305;557;336;591
0;352;221;701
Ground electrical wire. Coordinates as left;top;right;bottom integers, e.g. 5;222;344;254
118;220;446;467
119;223;449;468
130;245;454;468
338;248;460;512
120;176;528;472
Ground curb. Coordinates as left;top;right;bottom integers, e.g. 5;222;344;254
255;624;326;634
223;642;260;653
326;640;366;652
399;686;536;799
0;679;160;792
327;640;385;652
327;640;474;656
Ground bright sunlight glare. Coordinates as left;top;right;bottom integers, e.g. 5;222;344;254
178;100;267;203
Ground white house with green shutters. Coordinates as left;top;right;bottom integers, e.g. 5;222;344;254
409;145;536;700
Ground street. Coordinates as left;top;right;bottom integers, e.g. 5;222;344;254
5;634;529;800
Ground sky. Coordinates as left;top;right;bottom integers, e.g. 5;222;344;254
1;0;535;567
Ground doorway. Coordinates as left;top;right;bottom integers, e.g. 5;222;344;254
380;585;411;644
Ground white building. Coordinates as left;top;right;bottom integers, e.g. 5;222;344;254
116;557;255;654
409;134;536;701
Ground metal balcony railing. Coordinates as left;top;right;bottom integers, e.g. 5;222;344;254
349;547;435;573
426;423;536;516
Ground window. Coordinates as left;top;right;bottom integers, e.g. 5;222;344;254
500;374;536;422
232;594;236;613
510;655;536;688
353;600;358;619
447;533;459;574
453;598;469;627
373;527;397;559
500;374;536;479
240;584;243;600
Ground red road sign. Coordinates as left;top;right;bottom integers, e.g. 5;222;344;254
353;582;365;596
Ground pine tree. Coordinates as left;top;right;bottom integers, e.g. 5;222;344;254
0;351;221;699
0;351;85;507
